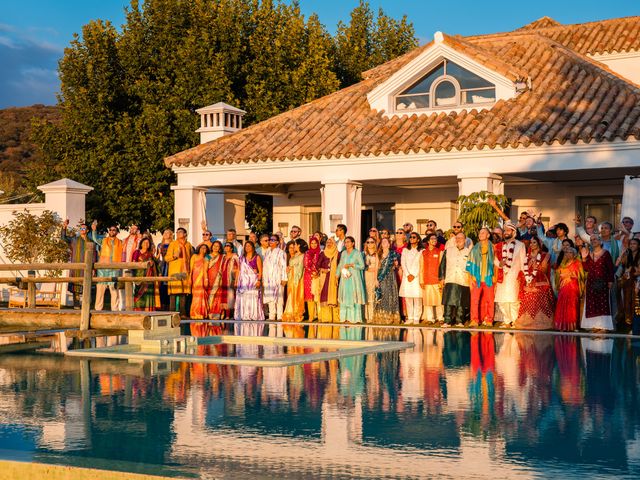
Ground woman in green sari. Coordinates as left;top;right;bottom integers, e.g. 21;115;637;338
336;236;365;323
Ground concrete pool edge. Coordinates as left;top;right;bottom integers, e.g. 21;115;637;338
0;460;186;480
64;335;414;367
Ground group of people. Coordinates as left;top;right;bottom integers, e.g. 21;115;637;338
61;205;640;335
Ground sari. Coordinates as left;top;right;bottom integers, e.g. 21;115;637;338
373;250;400;324
207;253;224;321
189;253;210;325
220;254;239;314
516;251;554;330
234;255;265;336
317;244;341;338
132;249;160;311
554;258;585;331
283;253;305;324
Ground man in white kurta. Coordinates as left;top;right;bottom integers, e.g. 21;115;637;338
262;237;288;320
399;233;423;324
495;222;526;327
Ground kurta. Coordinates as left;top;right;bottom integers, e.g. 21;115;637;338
97;237;124;286
581;251;614;330
164;240;193;295
421;247;442;306
263;248;287;303
399;248;422;298
234;255;264;322
440;245;471;308
132;250;160;311
495;239;526;303
336;249;366;323
283;254;305;322
554;259;584;331
516;251;554;330
373;250;400;324
122;233;142;262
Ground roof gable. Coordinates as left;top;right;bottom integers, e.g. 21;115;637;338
367;32;528;116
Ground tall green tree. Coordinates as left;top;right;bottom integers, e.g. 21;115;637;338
31;0;417;230
333;1;418;87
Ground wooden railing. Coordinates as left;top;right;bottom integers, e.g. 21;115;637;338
0;244;185;332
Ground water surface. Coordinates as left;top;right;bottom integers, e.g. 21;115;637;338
0;327;639;479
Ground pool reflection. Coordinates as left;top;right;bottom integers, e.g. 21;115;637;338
0;328;639;478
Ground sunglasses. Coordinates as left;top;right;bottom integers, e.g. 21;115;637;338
365;240;375;244
203;233;211;236
369;229;378;232
395;231;404;234
453;225;462;229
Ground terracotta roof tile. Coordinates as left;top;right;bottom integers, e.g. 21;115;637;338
165;18;640;168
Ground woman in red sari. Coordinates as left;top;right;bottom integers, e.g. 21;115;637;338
132;237;160;311
516;236;554;330
189;244;210;335
580;235;615;332
220;242;239;320
207;241;224;324
554;247;584;331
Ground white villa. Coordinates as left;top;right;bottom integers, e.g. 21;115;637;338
165;16;640;245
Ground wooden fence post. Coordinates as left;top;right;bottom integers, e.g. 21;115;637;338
26;270;36;308
80;243;94;333
124;269;134;311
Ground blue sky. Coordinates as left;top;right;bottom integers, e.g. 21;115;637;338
0;0;637;108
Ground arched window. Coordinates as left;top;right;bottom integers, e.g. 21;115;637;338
395;59;496;111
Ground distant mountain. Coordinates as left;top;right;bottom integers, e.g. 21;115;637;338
0;105;59;201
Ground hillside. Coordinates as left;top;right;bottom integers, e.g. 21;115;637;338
0;105;59;201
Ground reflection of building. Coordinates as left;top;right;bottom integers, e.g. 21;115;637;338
166;16;640;245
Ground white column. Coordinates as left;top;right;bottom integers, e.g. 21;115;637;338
38;178;93;226
321;180;362;246
457;173;503;196
171;185;207;246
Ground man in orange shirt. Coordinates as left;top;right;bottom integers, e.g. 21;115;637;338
95;225;123;311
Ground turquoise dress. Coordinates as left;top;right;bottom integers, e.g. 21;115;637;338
336;248;366;323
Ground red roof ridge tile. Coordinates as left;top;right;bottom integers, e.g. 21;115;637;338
515;16;562;31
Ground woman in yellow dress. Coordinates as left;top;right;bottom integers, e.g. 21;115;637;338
164;227;193;318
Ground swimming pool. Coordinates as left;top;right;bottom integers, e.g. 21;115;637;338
0;326;638;479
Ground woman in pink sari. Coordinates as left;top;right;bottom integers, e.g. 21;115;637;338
220;242;239;320
189;243;210;336
303;237;321;321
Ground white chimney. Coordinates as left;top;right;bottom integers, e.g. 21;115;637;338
195;102;246;144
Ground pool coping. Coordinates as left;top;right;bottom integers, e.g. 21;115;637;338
64;335;414;367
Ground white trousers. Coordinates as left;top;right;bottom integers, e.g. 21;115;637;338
95;284;120;311
422;305;444;322
498;302;520;325
265;298;284;320
405;298;423;323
